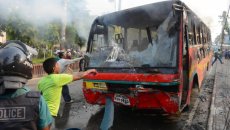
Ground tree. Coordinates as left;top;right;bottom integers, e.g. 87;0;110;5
66;24;77;46
5;13;37;46
78;37;86;49
0;0;95;55
44;23;61;45
65;24;86;50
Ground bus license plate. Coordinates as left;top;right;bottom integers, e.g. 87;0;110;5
114;94;130;106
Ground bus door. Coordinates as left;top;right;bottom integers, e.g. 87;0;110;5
182;24;189;105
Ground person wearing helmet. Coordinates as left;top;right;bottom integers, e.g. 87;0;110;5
0;40;53;130
38;57;97;117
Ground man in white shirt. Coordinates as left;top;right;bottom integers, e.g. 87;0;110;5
56;52;82;103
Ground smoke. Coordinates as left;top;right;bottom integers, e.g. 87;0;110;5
0;0;96;40
85;0;114;15
0;0;64;24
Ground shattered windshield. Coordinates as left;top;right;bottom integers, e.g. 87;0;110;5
87;12;179;70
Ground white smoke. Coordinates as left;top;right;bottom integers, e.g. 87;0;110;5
0;0;96;40
0;0;64;25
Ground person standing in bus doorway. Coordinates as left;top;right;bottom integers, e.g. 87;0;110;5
56;51;82;103
212;49;223;65
0;41;53;130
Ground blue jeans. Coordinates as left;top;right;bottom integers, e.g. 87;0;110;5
212;56;223;65
62;85;72;102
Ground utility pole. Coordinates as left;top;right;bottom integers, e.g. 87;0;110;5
61;0;68;50
118;0;121;11
220;5;230;50
112;0;121;11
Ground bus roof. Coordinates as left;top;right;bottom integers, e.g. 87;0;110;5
93;0;209;29
96;1;175;28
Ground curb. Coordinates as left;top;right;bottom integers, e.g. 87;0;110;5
207;63;218;130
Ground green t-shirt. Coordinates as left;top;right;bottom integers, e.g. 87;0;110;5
38;74;73;116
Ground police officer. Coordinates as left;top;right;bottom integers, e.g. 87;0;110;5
0;41;53;130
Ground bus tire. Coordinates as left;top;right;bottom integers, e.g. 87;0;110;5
183;78;199;112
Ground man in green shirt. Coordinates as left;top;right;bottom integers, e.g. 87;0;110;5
38;57;97;117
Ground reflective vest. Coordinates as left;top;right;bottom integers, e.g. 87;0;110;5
0;91;40;130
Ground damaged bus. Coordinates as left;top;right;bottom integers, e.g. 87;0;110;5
81;0;212;114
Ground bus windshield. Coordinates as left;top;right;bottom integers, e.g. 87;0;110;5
87;11;179;70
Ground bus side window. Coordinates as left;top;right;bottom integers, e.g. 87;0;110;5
193;24;197;45
197;50;201;62
183;25;188;56
188;17;194;45
188;32;193;45
200;48;205;58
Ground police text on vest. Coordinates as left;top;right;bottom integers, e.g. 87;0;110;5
0;107;25;120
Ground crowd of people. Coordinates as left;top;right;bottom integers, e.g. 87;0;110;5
224;49;230;59
0;41;96;130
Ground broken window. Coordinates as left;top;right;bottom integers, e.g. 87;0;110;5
87;11;179;72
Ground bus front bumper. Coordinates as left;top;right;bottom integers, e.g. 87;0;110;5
82;87;179;114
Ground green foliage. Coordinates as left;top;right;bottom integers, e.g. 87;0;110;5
5;13;37;46
44;23;61;44
65;24;86;49
66;24;76;44
78;37;86;49
4;15;86;51
1;2;91;53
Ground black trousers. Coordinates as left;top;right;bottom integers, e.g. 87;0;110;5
62;85;71;102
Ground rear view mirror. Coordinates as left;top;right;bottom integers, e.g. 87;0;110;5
79;54;89;71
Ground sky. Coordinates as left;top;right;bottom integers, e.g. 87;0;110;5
85;0;230;41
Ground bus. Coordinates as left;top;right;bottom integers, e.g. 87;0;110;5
81;0;212;114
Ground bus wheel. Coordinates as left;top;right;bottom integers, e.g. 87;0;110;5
184;80;199;112
191;81;199;109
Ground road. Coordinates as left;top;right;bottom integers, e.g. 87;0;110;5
27;66;215;130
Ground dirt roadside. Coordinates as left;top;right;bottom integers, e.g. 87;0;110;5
183;63;216;130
